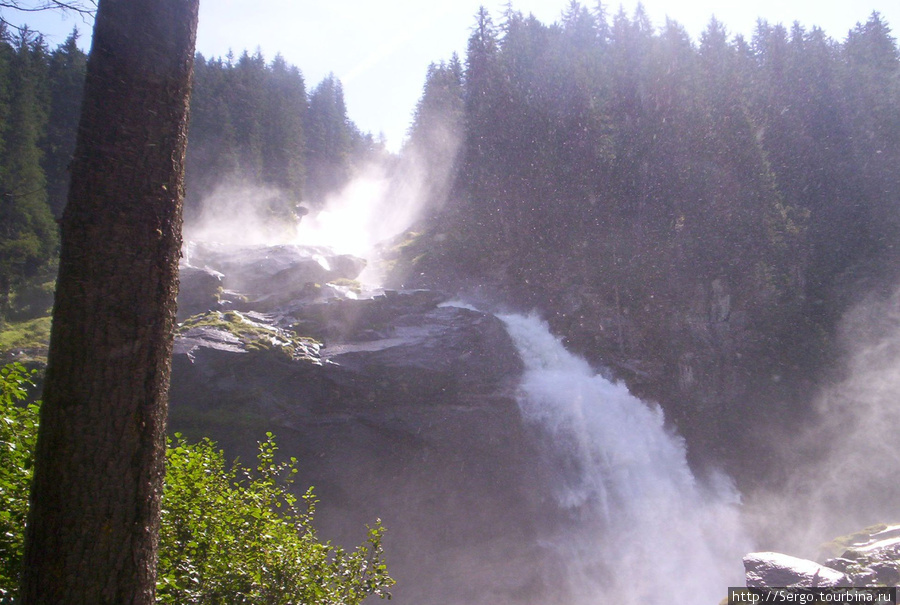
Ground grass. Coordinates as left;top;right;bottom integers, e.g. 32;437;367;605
0;316;52;357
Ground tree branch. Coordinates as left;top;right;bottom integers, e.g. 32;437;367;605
0;1;95;13
0;0;96;38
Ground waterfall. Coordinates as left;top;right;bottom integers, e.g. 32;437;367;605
500;312;751;604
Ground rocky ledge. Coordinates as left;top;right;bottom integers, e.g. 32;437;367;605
178;241;368;318
744;524;900;588
170;242;565;605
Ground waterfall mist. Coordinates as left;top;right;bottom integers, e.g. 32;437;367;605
294;163;394;257
294;145;455;284
500;312;751;604
183;145;457;291
185;180;303;245
745;286;900;557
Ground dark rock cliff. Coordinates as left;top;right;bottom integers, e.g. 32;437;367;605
382;227;814;487
170;243;575;605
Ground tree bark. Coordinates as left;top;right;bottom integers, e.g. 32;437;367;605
21;1;198;603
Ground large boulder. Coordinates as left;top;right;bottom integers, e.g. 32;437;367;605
176;265;223;320
183;242;366;307
287;289;447;342
822;524;900;586
170;297;523;414
173;310;322;363
744;552;849;587
320;304;524;405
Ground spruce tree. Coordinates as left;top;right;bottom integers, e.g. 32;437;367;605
44;28;86;218
0;29;55;319
304;74;352;205
260;53;306;218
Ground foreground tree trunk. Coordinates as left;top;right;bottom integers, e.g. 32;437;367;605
21;1;199;603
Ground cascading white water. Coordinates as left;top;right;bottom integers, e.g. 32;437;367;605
500;312;752;604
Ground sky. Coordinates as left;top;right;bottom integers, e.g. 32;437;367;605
8;0;900;152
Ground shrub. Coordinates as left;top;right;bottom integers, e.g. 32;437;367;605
0;364;394;604
158;433;393;604
0;363;38;602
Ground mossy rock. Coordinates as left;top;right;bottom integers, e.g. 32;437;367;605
819;523;891;560
178;311;320;361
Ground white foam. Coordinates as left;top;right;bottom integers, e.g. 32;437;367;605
500;312;752;604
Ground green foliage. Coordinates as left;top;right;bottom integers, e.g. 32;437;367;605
0;28;83;322
0;362;37;602
0;30;59;318
44;29;87;219
0;364;394;604
6;272;55;321
158;433;394;604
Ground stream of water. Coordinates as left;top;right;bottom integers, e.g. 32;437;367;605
500;312;751;604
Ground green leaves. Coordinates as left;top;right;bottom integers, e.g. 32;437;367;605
0;366;394;604
0;362;38;602
161;433;395;604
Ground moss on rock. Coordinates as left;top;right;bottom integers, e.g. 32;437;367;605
178;311;321;361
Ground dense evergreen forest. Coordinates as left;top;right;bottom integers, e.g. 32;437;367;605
396;3;900;470
0;28;381;322
407;3;900;323
186;50;386;222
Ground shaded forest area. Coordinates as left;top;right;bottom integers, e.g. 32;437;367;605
395;4;900;479
0;28;381;322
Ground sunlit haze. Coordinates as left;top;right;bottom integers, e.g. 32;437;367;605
11;0;900;152
4;1;900;601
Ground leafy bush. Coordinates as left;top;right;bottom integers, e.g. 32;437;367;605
0;363;38;602
158;434;393;604
0;364;394;604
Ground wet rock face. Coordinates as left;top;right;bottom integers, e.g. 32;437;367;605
822;525;900;586
177;265;223;321
744;525;900;589
169;243;566;605
321;305;524;402
744;552;849;588
182;242;366;308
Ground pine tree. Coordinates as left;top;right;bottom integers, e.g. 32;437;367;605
44;28;86;218
303;74;352;205
404;56;465;213
0;29;55;318
458;6;502;223
841;12;900;258
231;49;266;180
183;54;240;219
260;53;306;218
21;0;200;601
